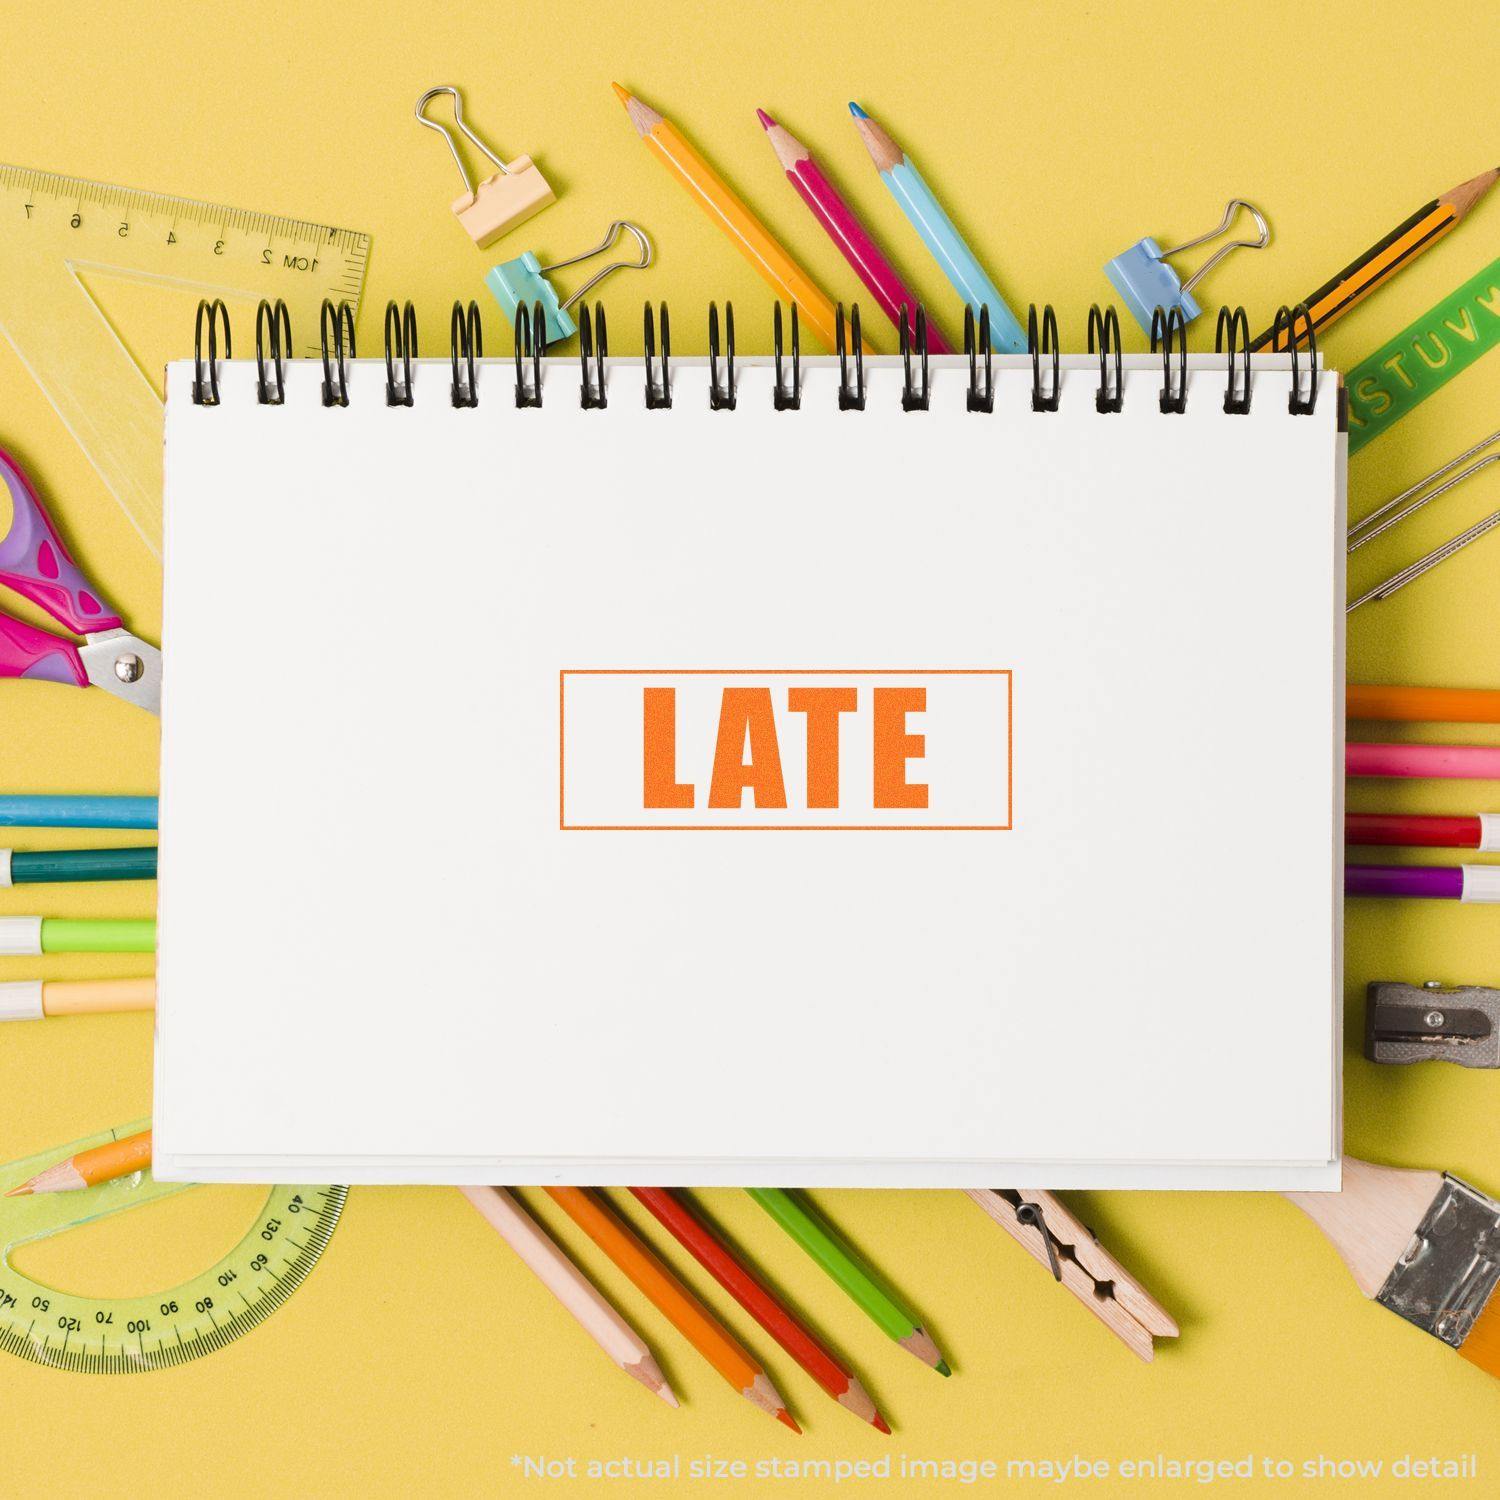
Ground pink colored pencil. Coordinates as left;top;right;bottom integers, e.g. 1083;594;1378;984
1348;742;1500;779
757;109;953;353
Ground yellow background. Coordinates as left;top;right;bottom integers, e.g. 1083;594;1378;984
1;0;1498;1493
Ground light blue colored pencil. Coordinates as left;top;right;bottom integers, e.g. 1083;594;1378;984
0;795;158;829
849;102;1026;353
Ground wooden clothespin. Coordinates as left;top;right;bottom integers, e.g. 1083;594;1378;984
966;1188;1179;1362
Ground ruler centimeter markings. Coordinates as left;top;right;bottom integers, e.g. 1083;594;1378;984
0;1121;345;1372
0;164;370;559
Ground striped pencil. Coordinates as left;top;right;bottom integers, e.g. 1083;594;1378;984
848;102;1026;353
1349;743;1500;779
747;1188;947;1374
460;1186;677;1406
545;1186;798;1430
0;917;155;954
0;976;156;1022
1346;812;1500;850
7;1129;152;1195
1347;864;1500;902
756;110;952;352
631;1187;890;1432
1;846;156;885
1349;685;1500;724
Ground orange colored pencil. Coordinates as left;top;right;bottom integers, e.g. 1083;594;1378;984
1251;167;1499;350
545;1186;799;1430
633;1187;890;1431
7;1128;152;1195
612;83;870;355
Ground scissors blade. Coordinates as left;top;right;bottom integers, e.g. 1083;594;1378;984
78;630;162;716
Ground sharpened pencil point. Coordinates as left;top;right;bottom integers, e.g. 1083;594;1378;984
873;1413;892;1435
776;1409;802;1434
936;1358;952;1377
610;82;630;105
848;101;868;118
4;1185;29;1197
656;1384;680;1409
755;108;776;130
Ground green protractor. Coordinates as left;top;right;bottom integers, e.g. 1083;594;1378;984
0;1120;345;1372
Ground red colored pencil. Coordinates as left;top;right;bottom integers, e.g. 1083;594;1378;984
630;1187;890;1432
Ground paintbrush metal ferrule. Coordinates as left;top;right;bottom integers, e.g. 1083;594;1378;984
1377;1176;1500;1350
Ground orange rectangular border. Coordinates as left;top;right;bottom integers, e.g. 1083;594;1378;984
559;669;1013;831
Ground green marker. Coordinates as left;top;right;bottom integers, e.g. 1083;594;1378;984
0;916;156;955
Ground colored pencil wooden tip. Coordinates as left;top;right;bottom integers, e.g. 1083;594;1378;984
4;1184;30;1197
1442;165;1500;219
848;101;868;118
610;81;630;104
755;108;776;130
776;1409;802;1434
898;1324;948;1372
936;1358;952;1377
874;1413;892;1435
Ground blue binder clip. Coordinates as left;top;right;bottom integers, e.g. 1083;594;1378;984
485;220;652;343
1105;200;1269;333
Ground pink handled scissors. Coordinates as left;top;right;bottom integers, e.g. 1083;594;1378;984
0;447;161;715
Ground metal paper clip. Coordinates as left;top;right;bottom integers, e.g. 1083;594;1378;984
415;85;555;248
1347;431;1500;611
1105;200;1270;333
485;222;652;342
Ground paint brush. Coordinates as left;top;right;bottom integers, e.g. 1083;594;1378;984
1286;1158;1500;1381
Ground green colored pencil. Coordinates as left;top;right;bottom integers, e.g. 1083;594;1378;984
0;917;156;955
747;1187;949;1374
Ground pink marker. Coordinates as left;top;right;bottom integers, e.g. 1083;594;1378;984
1347;742;1500;779
757;109;953;353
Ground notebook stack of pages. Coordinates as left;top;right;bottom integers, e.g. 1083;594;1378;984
155;349;1345;1189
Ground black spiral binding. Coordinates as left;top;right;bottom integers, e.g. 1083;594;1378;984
1028;304;1060;412
900;305;930;411
256;300;291;406
773;304;800;411
513;301;545;407
384;301;417;407
964;306;993;413
450;301;481;408
1150;306;1188;414
836;303;865;411
1215;306;1251;414
192;298;231;405
579;303;607;409
1087;304;1123;414
708;302;737;410
643;303;670;409
320;299;355;408
1273;304;1319;414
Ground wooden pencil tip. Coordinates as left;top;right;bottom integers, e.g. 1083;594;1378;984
4;1185;30;1197
610;82;630;104
873;1413;892;1435
848;101;868;119
755;108;776;130
936;1359;952;1377
656;1384;681;1409
776;1408;802;1434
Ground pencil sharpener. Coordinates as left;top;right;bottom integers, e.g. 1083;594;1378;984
452;158;556;249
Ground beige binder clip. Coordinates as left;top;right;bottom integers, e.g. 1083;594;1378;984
966;1188;1180;1361
415;85;556;248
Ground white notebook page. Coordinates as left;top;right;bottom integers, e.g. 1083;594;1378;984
155;353;1344;1188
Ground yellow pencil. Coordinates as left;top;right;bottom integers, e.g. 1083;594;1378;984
612;83;869;354
7;1129;153;1196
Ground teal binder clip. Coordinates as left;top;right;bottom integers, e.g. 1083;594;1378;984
1105;200;1268;333
485;220;652;342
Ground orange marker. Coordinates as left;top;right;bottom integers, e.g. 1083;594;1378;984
612;83;868;354
7;1128;152;1196
546;1186;799;1430
1348;683;1500;724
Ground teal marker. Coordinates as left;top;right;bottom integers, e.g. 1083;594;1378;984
849;102;1026;353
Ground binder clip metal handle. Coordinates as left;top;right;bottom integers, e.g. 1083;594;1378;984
415;85;556;248
486;222;652;343
1105;199;1269;334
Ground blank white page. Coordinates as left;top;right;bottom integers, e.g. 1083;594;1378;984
155;352;1343;1188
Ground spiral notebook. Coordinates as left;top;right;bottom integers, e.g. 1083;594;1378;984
154;310;1346;1188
